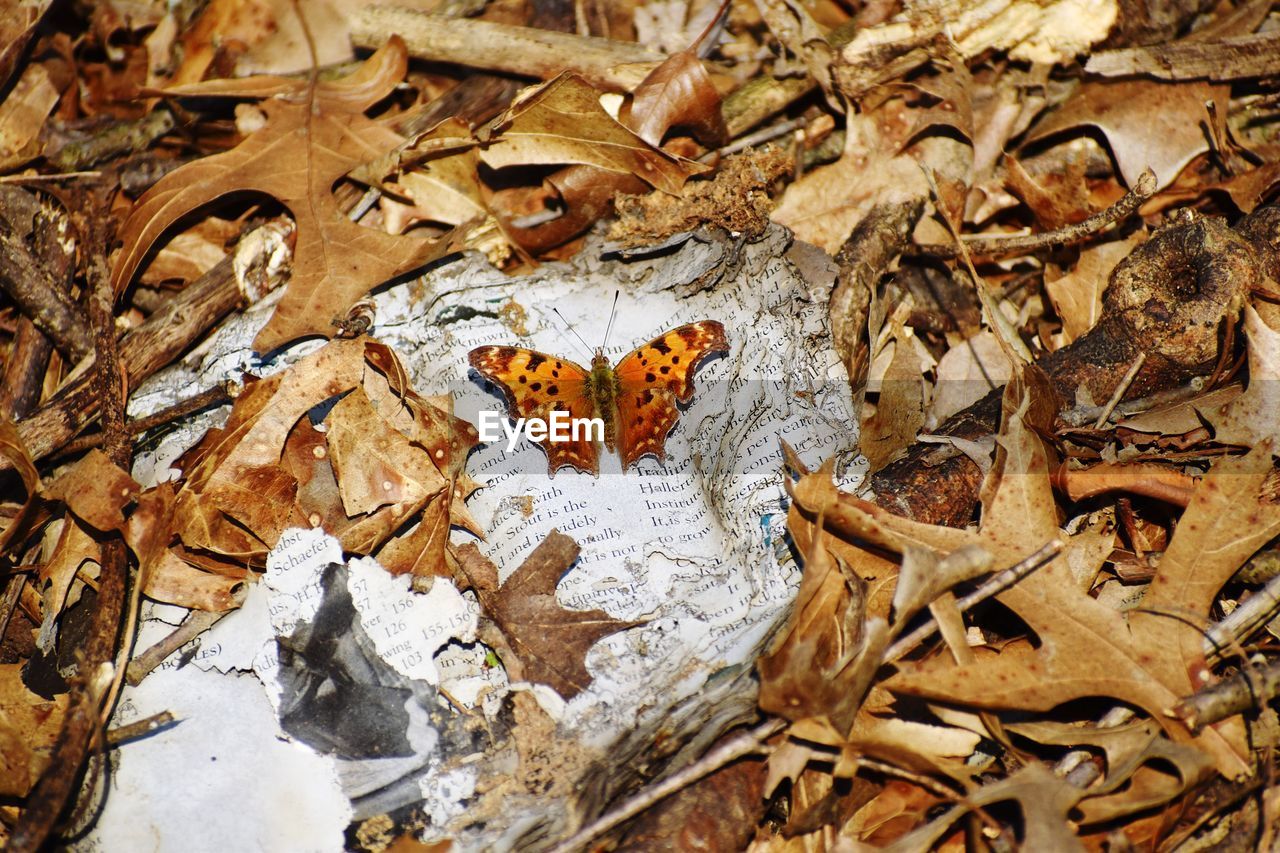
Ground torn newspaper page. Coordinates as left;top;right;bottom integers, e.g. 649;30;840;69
90;224;861;849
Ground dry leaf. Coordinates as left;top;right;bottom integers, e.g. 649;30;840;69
927;330;1011;427
861;320;931;472
1204;304;1280;446
44;449;140;533
113;39;462;352
0;63;59;170
1023;78;1221;188
171;338;473;580
0;664;67;797
759;494;889;738
480;73;702;195
883;762;1087;853
1044;236;1142;344
772;110;931;253
626;51;727;149
455;531;641;699
1007;718;1215;824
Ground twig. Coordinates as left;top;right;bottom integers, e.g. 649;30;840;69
922;167;1033;363
0;254;273;475
548;718;784;853
1058;377;1207;427
1204;570;1280;664
0;190;93;361
1094;352;1147;427
105;711;178;747
0;572;27;647
126;589;245;686
0;318;55;420
702;117;805;162
10;231;131;852
850;755;966;801
1055;572;1280;785
884;540;1063;663
350;8;664;92
56;379;237;459
1173;658;1280;732
914;168;1158;258
0;172;103;183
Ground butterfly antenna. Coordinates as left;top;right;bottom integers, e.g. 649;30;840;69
552;307;595;358
602;291;621;351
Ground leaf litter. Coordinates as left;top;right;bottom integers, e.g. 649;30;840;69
3;0;1280;849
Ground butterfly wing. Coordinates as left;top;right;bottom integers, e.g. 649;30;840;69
468;346;600;475
612;321;728;469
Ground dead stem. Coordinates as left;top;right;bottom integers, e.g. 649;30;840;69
914;168;1157;258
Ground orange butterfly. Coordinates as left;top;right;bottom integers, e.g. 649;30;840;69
468;321;728;475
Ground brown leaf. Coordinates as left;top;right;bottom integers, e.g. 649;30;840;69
1203;304;1280;447
480;73;703;195
759;495;889;738
1006;718;1215;824
884;762;1088;852
0;413;44;554
1044;236;1142;344
112;39;462;352
884;377;1265;776
625;51;727;149
326;388;443;517
0;664;66;797
39;516;100;621
772;110;931;253
1023;78;1222;188
173;339;366;556
844;780;942;846
455;531;640;700
861;320;930;473
0;64;59;171
43;448;140;533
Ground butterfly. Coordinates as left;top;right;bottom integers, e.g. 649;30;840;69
469;320;728;475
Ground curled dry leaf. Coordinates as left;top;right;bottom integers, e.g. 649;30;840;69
883;762;1087;853
43;448;140;533
162;337;475;599
625;50;727;149
861;319;931;473
1204;304;1280;447
480;72;702;195
758;486;889;739
500;49;724;253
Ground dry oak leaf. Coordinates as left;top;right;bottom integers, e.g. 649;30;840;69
1005;718;1214;825
454;530;641;700
882;762;1088;853
798;371;1268;776
111;38;462;353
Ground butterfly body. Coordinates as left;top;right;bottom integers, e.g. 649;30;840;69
469;320;728;475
